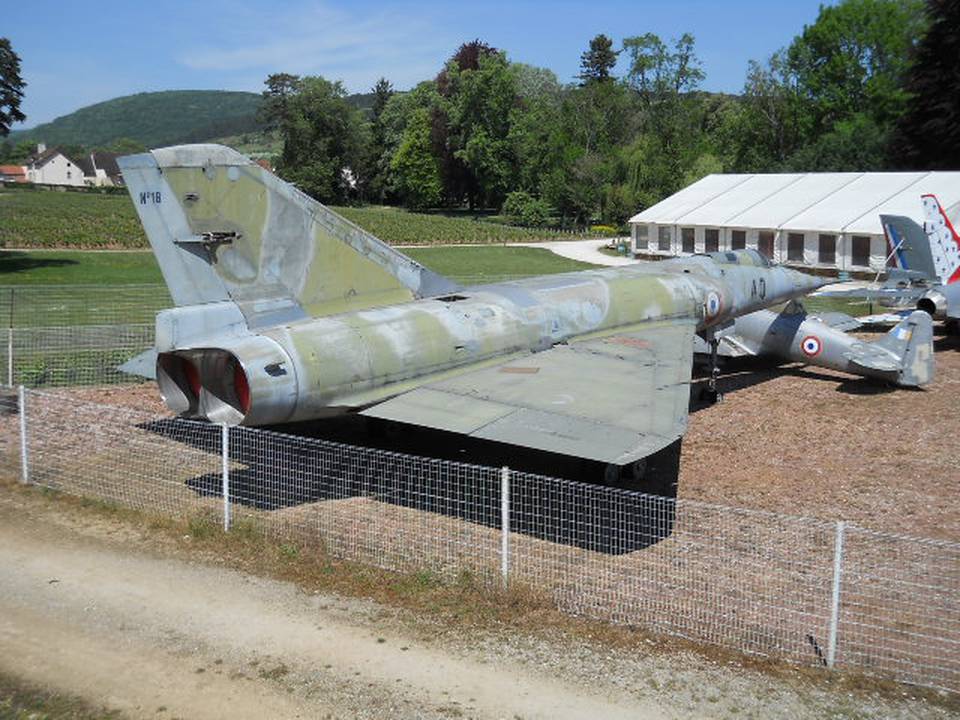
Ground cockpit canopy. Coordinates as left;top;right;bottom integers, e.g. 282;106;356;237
701;248;773;268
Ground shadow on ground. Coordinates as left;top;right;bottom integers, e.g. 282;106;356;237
0;250;79;277
141;416;678;554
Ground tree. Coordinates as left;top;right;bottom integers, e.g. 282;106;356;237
390;108;443;209
0;38;26;136
786;0;926;135
366;77;395;202
893;0;960;168
729;0;927;172
578;34;619;84
259;73;302;131
371;77;394;121
276;76;370;203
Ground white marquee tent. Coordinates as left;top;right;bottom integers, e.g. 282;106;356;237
629;171;960;273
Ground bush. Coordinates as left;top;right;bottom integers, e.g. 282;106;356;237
502;191;550;228
589;224;619;237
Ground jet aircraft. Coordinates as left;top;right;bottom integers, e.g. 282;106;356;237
693;302;934;388
119;145;826;483
819;194;960;330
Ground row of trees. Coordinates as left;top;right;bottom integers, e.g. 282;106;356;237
264;0;958;226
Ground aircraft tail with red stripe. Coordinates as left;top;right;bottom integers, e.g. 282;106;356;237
921;194;960;285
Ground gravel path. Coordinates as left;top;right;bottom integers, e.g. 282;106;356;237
509;238;639;266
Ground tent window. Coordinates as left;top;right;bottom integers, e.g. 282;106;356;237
657;226;672;251
635;225;649;250
758;231;775;259
731;230;746;250
705;228;720;253
681;227;695;253
788;233;805;262
818;234;836;265
851;235;870;267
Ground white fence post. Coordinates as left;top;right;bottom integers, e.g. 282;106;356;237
221;424;231;532
500;466;510;587
18;385;29;484
827;520;846;668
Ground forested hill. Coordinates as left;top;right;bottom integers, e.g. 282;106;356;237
10;90;265;148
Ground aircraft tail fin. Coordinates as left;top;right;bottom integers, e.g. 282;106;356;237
847;310;934;387
881;213;938;281
921;194;960;285
118;144;458;326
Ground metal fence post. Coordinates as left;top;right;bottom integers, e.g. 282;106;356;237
221;424;231;532
826;520;846;668
18;385;29;484
500;466;510;587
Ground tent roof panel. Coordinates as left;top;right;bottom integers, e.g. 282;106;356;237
843;172;960;234
676;174;805;226
778;172;929;232
726;173;862;228
629;174;751;224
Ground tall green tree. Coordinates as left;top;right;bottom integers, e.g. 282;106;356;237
0;38;26;136
578;34;619;84
894;0;960;168
786;0;925;136
430;41;520;208
390;107;443;209
366;77;395;201
276;76;370;203
259;73;302;131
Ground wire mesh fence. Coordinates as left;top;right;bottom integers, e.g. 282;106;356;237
0;285;170;388
0;285;171;327
1;387;958;693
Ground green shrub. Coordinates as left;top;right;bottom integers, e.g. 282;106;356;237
502;191;551;228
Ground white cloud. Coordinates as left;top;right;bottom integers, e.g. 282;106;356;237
178;2;454;92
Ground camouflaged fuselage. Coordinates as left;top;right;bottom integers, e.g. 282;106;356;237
203;253;823;424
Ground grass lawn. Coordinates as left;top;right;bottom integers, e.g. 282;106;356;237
0;250;163;285
0;246;597;288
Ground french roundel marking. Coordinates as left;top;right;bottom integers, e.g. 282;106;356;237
800;335;822;357
705;291;722;318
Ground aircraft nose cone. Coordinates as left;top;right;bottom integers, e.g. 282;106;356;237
789;269;829;292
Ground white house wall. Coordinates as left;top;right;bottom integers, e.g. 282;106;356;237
27;154;85;187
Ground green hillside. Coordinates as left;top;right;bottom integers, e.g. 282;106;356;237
10;90;265;148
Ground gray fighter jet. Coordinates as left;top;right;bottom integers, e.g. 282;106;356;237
118;144;826;477
693;301;934;388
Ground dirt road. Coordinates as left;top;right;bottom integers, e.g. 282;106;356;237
0;489;954;719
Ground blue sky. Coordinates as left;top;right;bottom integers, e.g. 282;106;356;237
6;0;832;128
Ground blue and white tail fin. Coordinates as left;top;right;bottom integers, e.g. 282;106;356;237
881;214;938;281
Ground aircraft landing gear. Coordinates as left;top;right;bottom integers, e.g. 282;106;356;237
700;333;723;405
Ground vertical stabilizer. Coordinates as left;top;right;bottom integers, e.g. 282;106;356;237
118;144;457;326
921;194;960;285
854;310;934;387
881;214;938;281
